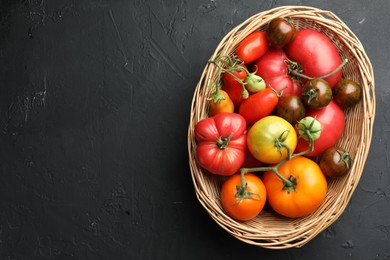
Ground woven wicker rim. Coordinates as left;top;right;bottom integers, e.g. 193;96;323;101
187;6;375;249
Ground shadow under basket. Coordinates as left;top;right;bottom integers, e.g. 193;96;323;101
187;6;375;249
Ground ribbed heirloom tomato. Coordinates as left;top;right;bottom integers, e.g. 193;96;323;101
195;112;247;176
247;116;297;164
262;156;327;218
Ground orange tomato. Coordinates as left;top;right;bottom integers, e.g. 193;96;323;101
262;156;327;218
221;173;267;221
209;89;234;116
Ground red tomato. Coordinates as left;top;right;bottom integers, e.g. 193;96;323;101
238;88;279;126
253;48;302;96
221;173;267;221
294;101;345;157
285;29;343;88
235;31;269;64
262;156;327;218
195;112;247;176
222;66;248;109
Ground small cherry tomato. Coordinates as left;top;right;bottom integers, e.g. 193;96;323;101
235;31;269;64
301;78;333;109
319;146;352;178
221;173;267;221
276;94;306;125
333;79;363;108
208;89;234;116
267;17;296;48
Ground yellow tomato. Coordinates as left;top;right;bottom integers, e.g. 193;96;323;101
247;116;297;164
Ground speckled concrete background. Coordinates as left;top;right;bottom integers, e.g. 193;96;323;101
0;0;389;259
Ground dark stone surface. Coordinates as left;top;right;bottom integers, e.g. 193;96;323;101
0;0;389;259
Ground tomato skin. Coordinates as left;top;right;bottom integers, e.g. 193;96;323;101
319;146;351;178
195;113;247;176
221;173;267;221
302;78;333;109
253;48;302;96
262;156;327;218
209;89;234;116
235;31;269;64
222;66;248;109
333;79;363;108
247;116;297;164
239;88;279;126
294;101;345;157
267;18;296;48
276;94;306;125
285;29;342;88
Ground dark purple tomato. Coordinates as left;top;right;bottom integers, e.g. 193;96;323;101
319;146;352;178
276;94;306;125
302;78;332;109
267;18;296;48
333;79;363;108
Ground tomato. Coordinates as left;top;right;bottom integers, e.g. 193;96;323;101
333;79;363;108
247;116;297;164
276;94;306;125
262;156;327;218
195;113;247;176
221;173;267;221
238;88;279;126
285;29;343;88
294;101;345;157
208;89;234;116
301;78;333;109
253;48;302;96
267;18;296;48
319;146;352;178
235;31;269;64
222;65;248;109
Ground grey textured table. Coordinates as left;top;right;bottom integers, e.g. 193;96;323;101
0;0;389;259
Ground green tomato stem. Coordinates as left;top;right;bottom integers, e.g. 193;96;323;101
289;59;348;80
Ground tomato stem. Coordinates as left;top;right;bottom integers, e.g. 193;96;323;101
216;132;233;150
234;171;262;205
288;58;348;80
209;55;256;99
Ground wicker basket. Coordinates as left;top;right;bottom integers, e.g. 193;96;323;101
187;6;375;249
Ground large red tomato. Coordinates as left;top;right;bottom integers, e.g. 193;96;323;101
262;156;327;218
253;48;302;96
194;112;247;176
294;101;345;157
285;29;343;88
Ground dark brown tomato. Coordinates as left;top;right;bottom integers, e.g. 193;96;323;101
302;78;332;109
319;146;352;178
333;79;363;108
267;18;296;48
276;94;306;125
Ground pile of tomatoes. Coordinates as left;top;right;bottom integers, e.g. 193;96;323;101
194;18;362;221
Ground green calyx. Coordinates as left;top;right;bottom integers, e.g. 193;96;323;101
234;172;262;205
297;116;322;142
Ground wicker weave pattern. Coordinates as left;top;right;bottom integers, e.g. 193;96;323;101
187;6;375;249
